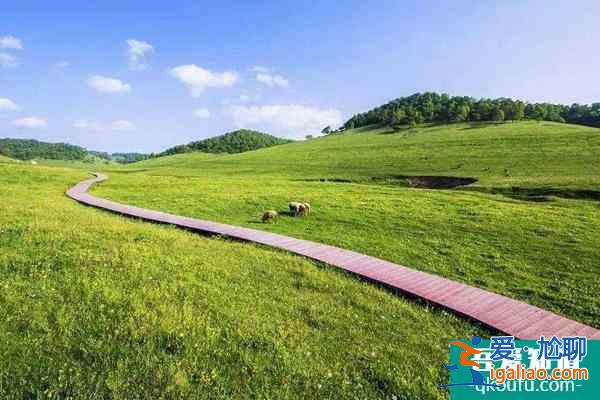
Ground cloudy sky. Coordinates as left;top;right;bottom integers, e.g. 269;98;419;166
2;1;600;153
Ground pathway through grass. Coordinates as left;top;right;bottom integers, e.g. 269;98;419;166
0;164;485;399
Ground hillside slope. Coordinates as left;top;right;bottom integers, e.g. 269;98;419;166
96;121;600;328
136;121;600;188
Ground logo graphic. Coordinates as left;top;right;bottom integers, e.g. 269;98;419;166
441;336;598;399
439;335;501;389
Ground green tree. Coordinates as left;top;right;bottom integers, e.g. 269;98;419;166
158;130;291;157
455;104;470;122
341;92;600;131
321;126;331;135
533;104;547;121
513;101;525;121
492;107;505;122
388;108;406;128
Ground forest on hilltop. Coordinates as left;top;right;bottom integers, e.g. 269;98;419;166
157;129;292;157
0;138;149;163
342;92;600;130
0;138;88;160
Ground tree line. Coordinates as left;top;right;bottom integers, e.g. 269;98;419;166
342;92;600;130
0;138;150;164
0;138;88;160
1;130;292;163
90;151;150;164
157;129;292;157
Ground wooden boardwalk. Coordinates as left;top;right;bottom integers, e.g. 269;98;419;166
67;173;600;339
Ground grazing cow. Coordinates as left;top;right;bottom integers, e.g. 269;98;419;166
262;210;278;223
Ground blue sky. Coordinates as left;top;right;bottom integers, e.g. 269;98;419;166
1;0;600;153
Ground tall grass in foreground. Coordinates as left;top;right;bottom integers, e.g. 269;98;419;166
0;165;484;399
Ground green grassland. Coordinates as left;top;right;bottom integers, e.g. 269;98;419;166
0;164;484;399
93;121;600;328
0;154;16;163
2;120;599;399
34;157;118;169
132;121;600;187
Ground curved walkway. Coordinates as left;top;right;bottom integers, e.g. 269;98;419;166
67;173;600;339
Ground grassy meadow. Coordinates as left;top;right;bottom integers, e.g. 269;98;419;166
1;120;599;399
0;163;485;399
0;155;17;163
93;121;600;328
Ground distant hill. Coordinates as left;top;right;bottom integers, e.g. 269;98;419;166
0;138;88;161
0;138;149;164
110;152;150;164
342;92;600;130
136;120;600;186
89;151;150;164
157;129;292;157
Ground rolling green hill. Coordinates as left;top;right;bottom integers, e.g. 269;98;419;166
96;121;600;328
0;138;88;161
342;92;600;129
157;129;292;157
134;121;600;188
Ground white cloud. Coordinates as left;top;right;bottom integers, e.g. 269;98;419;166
252;65;270;73
73;120;89;129
127;39;154;70
12;117;47;129
87;75;131;93
169;64;238;97
0;98;20;111
229;104;343;138
256;72;289;88
55;61;70;68
111;120;135;130
0;35;23;50
73;119;134;131
221;93;260;105
73;119;101;130
0;53;18;67
193;108;211;119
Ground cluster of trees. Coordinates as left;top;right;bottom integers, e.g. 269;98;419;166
0;138;88;160
157;129;292;157
342;92;600;130
90;151;150;164
0;138;151;164
111;153;150;163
